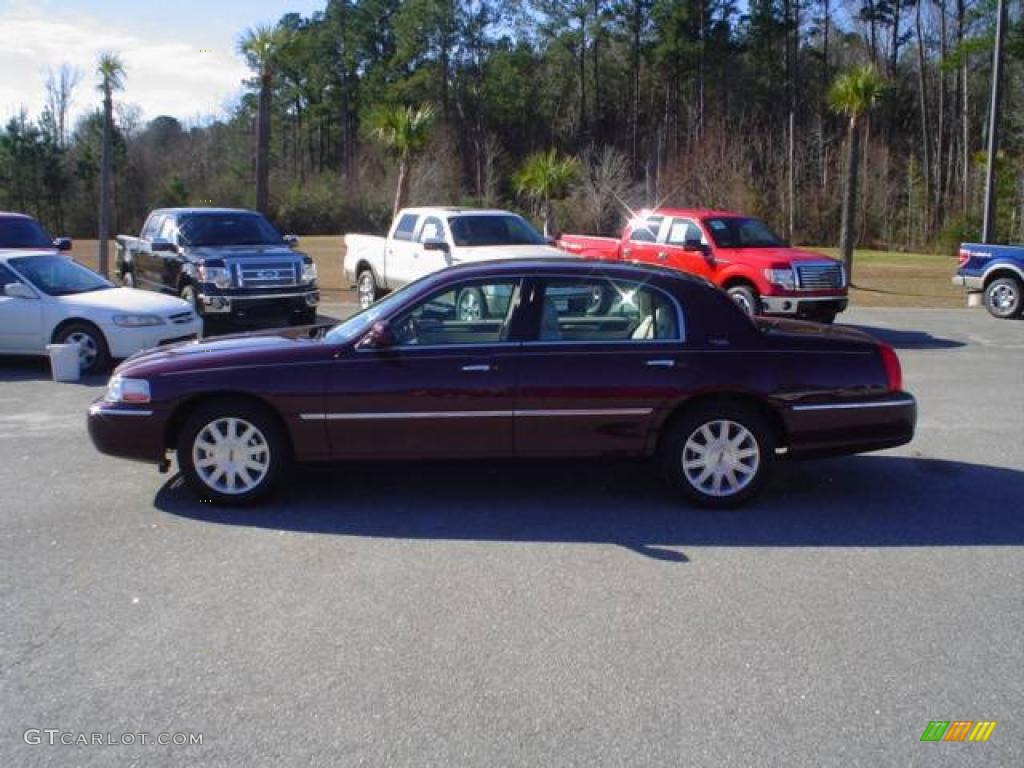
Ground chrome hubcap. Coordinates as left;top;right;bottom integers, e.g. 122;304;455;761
358;274;375;309
730;291;755;316
65;331;98;368
682;419;760;497
123;272;135;288
458;290;483;321
989;284;1017;311
192;417;270;495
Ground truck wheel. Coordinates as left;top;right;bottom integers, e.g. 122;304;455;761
180;283;198;310
456;287;487;320
983;277;1022;319
54;321;111;375
727;285;761;316
177;400;288;505
357;269;379;309
659;401;774;509
121;269;136;288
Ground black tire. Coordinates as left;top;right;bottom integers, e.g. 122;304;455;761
456;287;488;320
357;268;379;309
180;283;199;312
727;284;761;317
983;276;1023;319
177;400;289;505
659;401;775;509
121;269;136;288
54;321;111;375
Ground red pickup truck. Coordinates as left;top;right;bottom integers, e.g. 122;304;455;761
557;208;848;323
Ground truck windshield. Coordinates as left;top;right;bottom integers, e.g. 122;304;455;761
0;217;53;247
177;213;284;246
448;215;546;247
9;254;113;296
703;217;785;248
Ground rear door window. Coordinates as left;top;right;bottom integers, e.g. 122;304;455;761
535;278;683;343
628;216;664;243
393;214;420;242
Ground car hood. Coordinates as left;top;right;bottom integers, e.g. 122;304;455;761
116;326;322;374
717;246;838;267
186;244;303;261
451;244;567;262
56;287;192;315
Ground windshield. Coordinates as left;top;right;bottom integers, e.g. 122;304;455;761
324;283;420;345
703;217;785;248
0;217;53;248
177;213;284;246
448;214;546;247
9;255;113;296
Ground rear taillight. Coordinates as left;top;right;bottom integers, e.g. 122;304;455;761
878;344;903;392
957;248;970;267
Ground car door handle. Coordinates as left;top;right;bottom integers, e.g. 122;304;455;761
657;251;668;260
645;359;675;368
622;248;632;258
461;364;492;372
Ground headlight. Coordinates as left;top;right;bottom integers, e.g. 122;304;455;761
764;268;797;290
198;265;232;289
113;314;165;327
301;262;318;284
104;375;151;403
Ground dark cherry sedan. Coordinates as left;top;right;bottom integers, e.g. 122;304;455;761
88;259;916;508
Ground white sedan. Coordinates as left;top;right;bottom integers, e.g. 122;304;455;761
0;250;202;373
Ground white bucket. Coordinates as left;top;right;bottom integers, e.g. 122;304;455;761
46;343;81;382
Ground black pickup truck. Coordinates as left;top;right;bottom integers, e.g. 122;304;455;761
115;208;319;325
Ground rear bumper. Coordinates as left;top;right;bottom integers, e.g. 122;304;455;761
952;274;983;291
761;295;849;317
781;392;917;459
87;401;168;464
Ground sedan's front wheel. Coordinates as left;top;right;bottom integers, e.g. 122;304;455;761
660;402;774;509
177;401;288;505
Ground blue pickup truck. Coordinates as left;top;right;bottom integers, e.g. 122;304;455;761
954;243;1024;319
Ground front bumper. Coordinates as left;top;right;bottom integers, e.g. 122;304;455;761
102;319;203;359
760;295;849;316
87;401;168;464
197;287;320;320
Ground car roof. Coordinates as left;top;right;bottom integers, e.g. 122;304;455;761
399;207;524;217
0;212;37;220
0;249;56;261
437;257;710;286
637;208;746;219
150;207;260;216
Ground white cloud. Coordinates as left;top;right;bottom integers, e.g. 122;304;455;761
0;4;249;127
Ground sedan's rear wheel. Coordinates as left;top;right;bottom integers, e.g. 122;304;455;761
177;401;287;505
54;322;110;375
661;402;774;509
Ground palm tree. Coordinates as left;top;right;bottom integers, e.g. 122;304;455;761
370;104;436;220
829;65;886;281
238;24;289;214
514;150;579;237
96;52;125;277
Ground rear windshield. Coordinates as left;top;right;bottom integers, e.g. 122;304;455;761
177;213;284;246
703;217;785;248
448;214;545;247
0;217;52;248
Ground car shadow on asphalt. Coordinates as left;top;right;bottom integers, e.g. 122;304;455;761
840;325;965;350
154;454;1024;562
0;357;108;386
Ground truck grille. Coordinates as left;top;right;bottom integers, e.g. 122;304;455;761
797;263;845;290
234;261;299;288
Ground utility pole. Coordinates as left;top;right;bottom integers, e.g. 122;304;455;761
981;0;1006;244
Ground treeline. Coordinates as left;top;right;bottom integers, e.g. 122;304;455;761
2;0;1023;250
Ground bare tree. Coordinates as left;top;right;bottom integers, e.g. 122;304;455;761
44;64;80;148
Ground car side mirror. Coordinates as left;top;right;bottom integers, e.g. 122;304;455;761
357;320;395;349
3;282;36;300
284;234;299;247
151;239;177;253
54;237;72;252
422;238;450;253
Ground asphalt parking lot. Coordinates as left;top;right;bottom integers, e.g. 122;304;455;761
1;306;1021;767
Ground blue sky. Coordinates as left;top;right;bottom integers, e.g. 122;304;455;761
0;0;325;125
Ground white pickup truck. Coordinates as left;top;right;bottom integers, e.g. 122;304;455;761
343;207;571;311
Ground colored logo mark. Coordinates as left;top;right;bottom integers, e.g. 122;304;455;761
920;720;997;742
